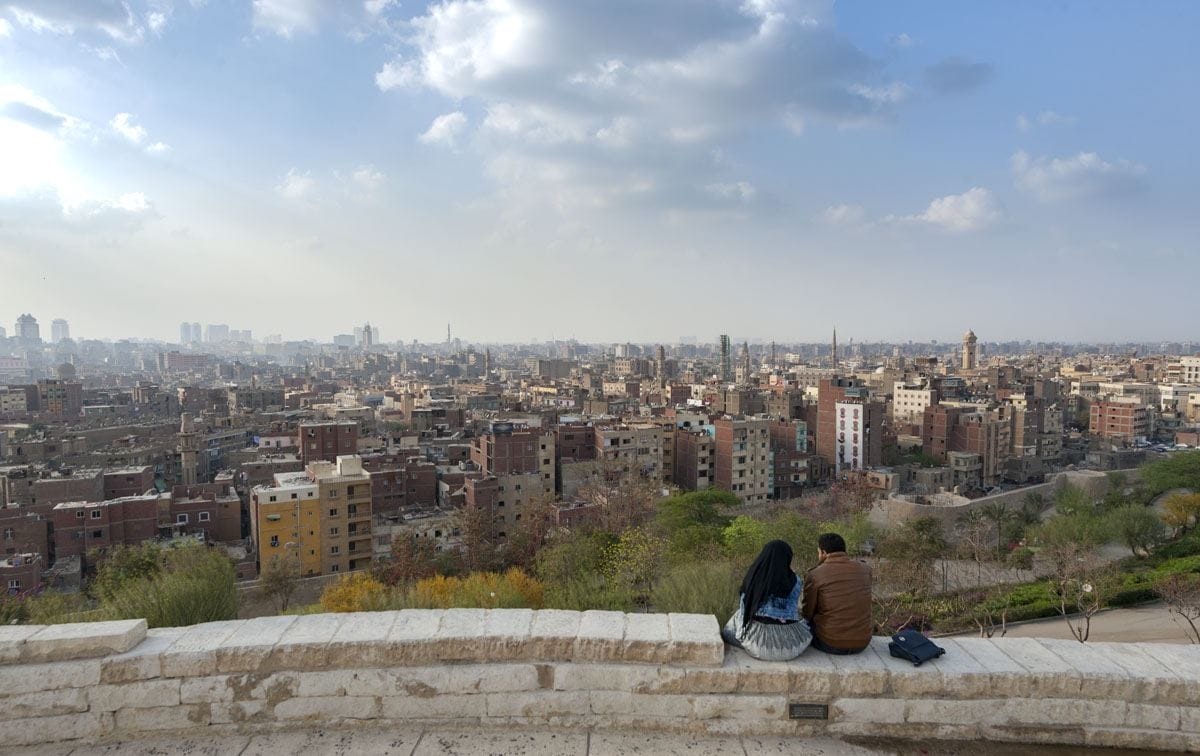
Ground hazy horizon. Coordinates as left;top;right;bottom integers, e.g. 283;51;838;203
2;1;1197;344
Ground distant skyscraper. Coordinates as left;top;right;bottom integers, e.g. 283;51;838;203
362;323;373;348
14;314;39;345
741;341;751;383
180;322;191;345
0;325;6;339
205;324;230;343
718;334;732;382
50;319;69;343
962;329;978;371
191;322;201;343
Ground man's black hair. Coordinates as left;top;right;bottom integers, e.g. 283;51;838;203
818;533;847;554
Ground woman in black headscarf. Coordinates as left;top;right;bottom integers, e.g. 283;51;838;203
720;540;812;660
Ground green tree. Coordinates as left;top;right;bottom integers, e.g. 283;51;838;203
601;528;667;607
90;543;163;603
1109;504;1167;557
1053;483;1095;517
1141;451;1200;497
1161;492;1200;536
979;502;1016;555
721;515;771;559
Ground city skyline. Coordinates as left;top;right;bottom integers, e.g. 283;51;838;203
1;1;1198;342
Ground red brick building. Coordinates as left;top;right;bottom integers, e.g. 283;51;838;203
1090;401;1150;442
1;553;42;595
103;467;155;500
299;421;359;465
51;495;162;559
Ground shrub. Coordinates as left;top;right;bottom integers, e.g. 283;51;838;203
319;572;391;613
404;568;545;610
97;544;237;627
650;560;741;618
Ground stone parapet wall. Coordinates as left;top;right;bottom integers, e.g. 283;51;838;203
1;610;1198;751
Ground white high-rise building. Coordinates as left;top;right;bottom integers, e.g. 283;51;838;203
50;319;69;343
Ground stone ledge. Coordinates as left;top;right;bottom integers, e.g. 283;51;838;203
2;619;147;664
1;610;1198;751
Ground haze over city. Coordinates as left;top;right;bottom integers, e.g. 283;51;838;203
1;0;1198;343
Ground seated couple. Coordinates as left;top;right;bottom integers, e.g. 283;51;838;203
721;534;872;660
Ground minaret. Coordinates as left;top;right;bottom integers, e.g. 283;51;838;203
446;323;451;345
962;329;978;371
770;341;776;367
832;327;838;370
484;348;493;375
655;345;666;382
178;412;200;486
741;342;751;383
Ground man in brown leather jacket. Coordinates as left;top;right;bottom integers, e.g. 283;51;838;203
801;533;873;654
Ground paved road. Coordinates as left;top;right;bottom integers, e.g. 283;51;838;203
952;602;1196;644
0;729;1167;756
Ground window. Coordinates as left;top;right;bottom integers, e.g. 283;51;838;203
75;510;84;519
330;527;339;535
177;513;189;524
7;579;18;590
2;528;10;540
330;564;340;572
93;530;103;539
329;508;338;517
198;511;210;522
90;509;102;519
331;545;340;555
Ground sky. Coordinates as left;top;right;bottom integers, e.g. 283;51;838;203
0;0;1197;345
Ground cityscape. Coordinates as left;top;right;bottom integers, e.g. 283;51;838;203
2;0;1200;751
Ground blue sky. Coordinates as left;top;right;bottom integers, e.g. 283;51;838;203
0;0;1196;345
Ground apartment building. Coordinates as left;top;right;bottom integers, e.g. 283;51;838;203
1090;400;1150;443
713;417;771;504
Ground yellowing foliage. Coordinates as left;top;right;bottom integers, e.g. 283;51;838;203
409;568;544;609
319;572;389;613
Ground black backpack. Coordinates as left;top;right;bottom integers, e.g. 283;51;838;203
888;630;945;667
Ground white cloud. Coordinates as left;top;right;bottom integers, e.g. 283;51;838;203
110;112;146;143
704;181;756;203
1012;150;1146;202
909;187;1001;232
378;0;910;214
889;32;913;49
252;0;324;38
146;11;167;34
3;0;143;42
277;168;316;199
363;0;397;16
351;164;385;191
419;110;468;146
0;17;11;36
849;81;911;106
821;203;867;226
1016;109;1075;132
375;56;420;91
146;141;170;154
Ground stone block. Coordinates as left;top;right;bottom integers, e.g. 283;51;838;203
831;697;906;724
215;615;297;673
386;609;443;664
89;679;182;712
432;608;488;661
1181;707;1200;733
950;636;1034;698
480;608;534;660
0;687;89;720
114;704;211;733
210;700;267;725
987;637;1084;697
325;611;397;668
551;663;674;693
1087;642;1197;705
999;697;1126;727
1034;638;1137;700
691;694;786;720
1125;702;1181;731
4;659;102;694
443;663;541;694
573;610;626;663
181;675;237;704
0;624;41;663
273;695;379;721
827;645;888;696
21;619;147;663
667;613;723;667
160;620;244;677
100;628;186;684
266;612;344;671
590;690;634;715
622;613;670;663
626;693;694;719
381;693;487;719
485;691;591;718
906;698;1002;726
529;609;582;659
2;713;110;746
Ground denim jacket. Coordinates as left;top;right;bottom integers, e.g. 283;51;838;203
744;575;802;622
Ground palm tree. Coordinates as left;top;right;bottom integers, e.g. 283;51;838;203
979;502;1015;555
